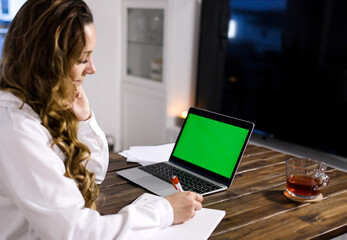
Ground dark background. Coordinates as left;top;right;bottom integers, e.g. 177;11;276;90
196;0;347;158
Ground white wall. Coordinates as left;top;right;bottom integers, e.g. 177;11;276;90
165;0;201;126
84;0;122;151
84;0;201;151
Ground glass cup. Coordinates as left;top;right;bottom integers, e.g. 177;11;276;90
286;158;329;199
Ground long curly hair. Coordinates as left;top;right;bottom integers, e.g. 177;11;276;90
0;0;99;210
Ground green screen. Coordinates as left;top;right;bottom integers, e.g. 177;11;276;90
172;113;249;178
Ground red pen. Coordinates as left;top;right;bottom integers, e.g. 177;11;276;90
170;175;184;192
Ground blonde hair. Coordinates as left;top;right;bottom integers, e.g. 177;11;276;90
0;0;98;210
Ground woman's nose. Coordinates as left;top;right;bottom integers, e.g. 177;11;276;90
86;58;96;74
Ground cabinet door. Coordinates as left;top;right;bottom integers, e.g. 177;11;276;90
122;0;167;149
127;7;164;82
122;84;166;148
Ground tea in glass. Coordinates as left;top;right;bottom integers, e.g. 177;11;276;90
286;158;329;199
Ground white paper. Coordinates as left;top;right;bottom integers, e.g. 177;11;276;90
132;193;225;240
119;143;175;165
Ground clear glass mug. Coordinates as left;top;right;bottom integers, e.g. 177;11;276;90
286;158;329;199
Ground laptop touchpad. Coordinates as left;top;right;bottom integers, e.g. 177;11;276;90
138;176;170;190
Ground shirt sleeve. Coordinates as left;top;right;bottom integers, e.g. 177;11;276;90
78;110;109;184
0;112;173;240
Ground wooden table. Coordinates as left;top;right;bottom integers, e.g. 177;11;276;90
98;144;347;240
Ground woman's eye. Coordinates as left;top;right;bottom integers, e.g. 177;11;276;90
78;59;88;64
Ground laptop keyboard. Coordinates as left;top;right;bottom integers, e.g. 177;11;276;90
139;162;222;194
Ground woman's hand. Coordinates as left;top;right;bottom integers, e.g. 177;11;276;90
72;86;91;121
165;191;204;224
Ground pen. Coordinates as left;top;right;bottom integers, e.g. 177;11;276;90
170;175;184;192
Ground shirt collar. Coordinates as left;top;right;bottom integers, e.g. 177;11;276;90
0;90;42;122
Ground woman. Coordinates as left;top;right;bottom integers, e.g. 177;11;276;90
0;0;203;239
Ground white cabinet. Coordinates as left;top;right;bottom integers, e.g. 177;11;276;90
121;0;167;149
121;0;200;149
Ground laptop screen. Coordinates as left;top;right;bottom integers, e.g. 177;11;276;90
170;107;254;185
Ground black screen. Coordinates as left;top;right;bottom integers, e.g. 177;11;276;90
196;0;347;158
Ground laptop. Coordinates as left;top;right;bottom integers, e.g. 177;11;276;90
117;107;254;197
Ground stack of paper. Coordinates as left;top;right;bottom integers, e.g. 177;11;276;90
119;143;174;166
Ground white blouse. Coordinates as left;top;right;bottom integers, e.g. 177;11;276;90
0;91;173;240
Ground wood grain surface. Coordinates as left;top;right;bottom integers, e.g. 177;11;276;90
98;145;347;240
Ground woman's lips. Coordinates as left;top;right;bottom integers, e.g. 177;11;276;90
75;80;84;85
